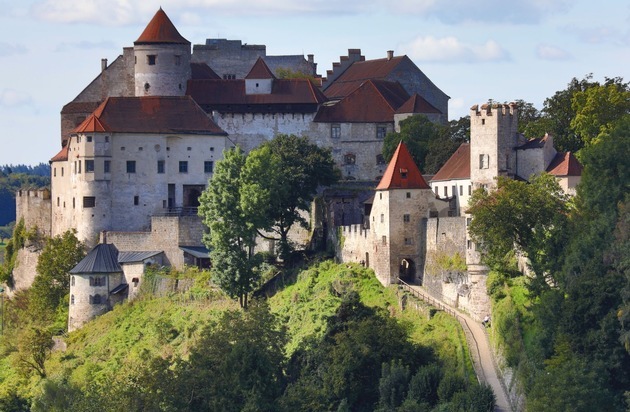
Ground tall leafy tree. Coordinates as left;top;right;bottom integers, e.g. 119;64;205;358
198;147;260;309
241;134;339;260
383;115;443;173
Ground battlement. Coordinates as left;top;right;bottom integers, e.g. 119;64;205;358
470;102;517;117
17;187;50;200
321;49;365;90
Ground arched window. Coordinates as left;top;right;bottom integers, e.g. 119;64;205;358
70;295;75;305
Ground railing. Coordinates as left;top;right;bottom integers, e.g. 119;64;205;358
397;278;485;384
153;207;199;217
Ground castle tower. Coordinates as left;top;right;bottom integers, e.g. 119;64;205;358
244;57;276;95
370;141;435;285
134;8;191;97
68;244;126;331
469;103;519;190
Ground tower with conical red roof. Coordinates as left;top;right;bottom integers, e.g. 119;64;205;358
369;141;445;284
134;8;191;97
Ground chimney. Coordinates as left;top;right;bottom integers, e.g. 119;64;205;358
307;54;314;64
387;50;394;61
101;58;108;72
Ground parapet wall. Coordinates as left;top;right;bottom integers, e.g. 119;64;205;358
16;189;52;237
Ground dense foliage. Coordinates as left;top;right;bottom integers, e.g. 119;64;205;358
469;115;630;410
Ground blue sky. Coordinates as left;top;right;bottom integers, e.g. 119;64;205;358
0;0;628;165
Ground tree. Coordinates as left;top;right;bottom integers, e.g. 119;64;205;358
198;147;260;309
31;230;85;323
241;134;339;259
468;174;569;291
15;326;53;378
383;115;444;173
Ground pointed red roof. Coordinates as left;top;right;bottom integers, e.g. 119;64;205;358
431;143;470;181
74;113;109;133
396;93;441;114
546;152;582;176
135;8;190;45
376;141;430;190
245;57;276;79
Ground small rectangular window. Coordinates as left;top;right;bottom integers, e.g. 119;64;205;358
104;160;111;173
468;185;472;195
85;160;94;173
147;55;156;65
86;136;93;143
157;160;165;174
459;185;463;196
83;196;95;208
443;186;447;197
179;161;188;173
403;214;410;223
406;192;411;199
127;160;136;173
77;161;82;174
134;195;139;206
331;124;341;139
382;235;387;245
204;161;214;173
380;214;384;223
405;238;413;245
479;154;489;169
376;125;387;139
54;168;56;177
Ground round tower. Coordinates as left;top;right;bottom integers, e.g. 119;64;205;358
134;8;191;97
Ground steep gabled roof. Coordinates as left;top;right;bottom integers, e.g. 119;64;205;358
191;62;221;80
70;244;122;274
396;93;441;114
376;141;430;190
245;57;276;79
314;79;408;123
50;145;69;162
431;143;471;182
187;78;327;107
324;55;407;98
546;152;583;176
135;8;190;45
73;96;225;135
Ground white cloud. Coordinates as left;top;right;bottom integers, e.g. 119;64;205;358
0;89;33;108
388;0;571;24
0;42;27;57
536;44;571;60
401;36;510;63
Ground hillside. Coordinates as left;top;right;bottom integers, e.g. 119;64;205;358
0;260;491;411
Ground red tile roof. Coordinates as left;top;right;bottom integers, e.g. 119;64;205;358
61;101;102;114
246;57;276;79
73;96;225;135
546;152;582;176
431;143;471;181
324;55;407;98
135;8;190;45
50;145;69;162
396;93;441;114
376;141;430;190
191;63;220;80
187;78;327;107
314;80;408;123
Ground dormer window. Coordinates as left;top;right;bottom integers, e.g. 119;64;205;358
147;55;156;65
400;168;408;179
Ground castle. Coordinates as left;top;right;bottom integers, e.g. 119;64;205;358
10;8;581;330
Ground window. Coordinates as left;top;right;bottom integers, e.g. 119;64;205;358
77;136;81;143
86;136;93;143
89;276;105;286
85;160;94;173
54;168;56;177
466;218;472;226
174;55;181;66
380;214;384;223
134;195;139;206
405;238;413;245
468;185;472;195
204;161;214;173
71;276;75;286
382;235;387;245
105;136;109;142
104;160;111;173
61;167;64;177
376;125;387;139
77;161;81;174
147;55;156;65
157;160;165;174
376;154;386;165
400;168;408;179
459;185;463;196
223;74;236;80
481;119;485;125
406;192;411;199
90;294;102;305
467;239;472;249
379;193;382;200
452;185;457;197
57;197;59;207
179;161;188;173
73;198;75;209
443;186;448;197
479;154;489;169
331;124;341;139
126;160;136;173
71;295;74;305
403;214;410;223
344;153;356;165
187;147;192;151
83;196;95;208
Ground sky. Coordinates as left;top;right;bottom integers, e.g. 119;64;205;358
0;0;628;166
